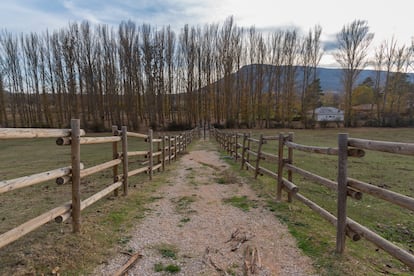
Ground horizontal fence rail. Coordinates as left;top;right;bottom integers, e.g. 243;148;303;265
211;128;414;269
0;119;199;249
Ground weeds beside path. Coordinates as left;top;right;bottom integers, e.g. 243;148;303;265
96;138;315;275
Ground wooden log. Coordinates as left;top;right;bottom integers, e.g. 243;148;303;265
260;151;278;162
70;119;81;233
0;202;72;249
56;175;71;185
254;134;264;178
347;217;414;269
336;133;348;254
293;193;361;241
112;126;119;197
281;178;299;193
56;137;71;145
128;167;148;177
121;126;128;196
284;164;362;200
287;133;294;202
0;128;85;139
277;133;284;200
161;135;165;171
235;134;238;161
348;138;414;156
151;151;162;157
168;135;172;165
128;150;147;157
247;137;266;144
347;187;363;200
262;136;279;141
79;136;121;145
56;181;123;223
285;163;337;190
113;252;142;276
152;163;162;171
285;141;339;155
148;129;154;180
152;138;162;143
80;159;122;178
0;165;82;194
246;149;259;157
241;134;247;170
259;166;278;179
81;181;123;210
348;178;414;212
126;131;148;139
245;161;256;171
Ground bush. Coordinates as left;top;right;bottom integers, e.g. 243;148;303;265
165;121;192;131
212;123;225;129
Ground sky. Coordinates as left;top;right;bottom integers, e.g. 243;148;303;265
0;0;413;68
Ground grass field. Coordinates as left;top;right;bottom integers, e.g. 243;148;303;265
217;127;414;275
0;127;413;275
0;131;169;275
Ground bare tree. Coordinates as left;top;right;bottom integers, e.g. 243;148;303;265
334;20;373;127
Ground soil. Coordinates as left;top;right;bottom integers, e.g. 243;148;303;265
95;138;316;275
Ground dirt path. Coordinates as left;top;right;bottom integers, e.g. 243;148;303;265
95;138;316;275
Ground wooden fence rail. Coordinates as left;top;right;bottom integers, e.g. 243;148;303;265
211;128;414;269
0;119;198;249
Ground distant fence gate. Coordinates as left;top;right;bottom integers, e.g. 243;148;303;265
0;119;199;249
211;128;414;269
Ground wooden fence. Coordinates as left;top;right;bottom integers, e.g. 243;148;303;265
211;128;414;269
0;119;198;249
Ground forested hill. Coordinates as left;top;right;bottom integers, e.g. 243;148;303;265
236;65;414;93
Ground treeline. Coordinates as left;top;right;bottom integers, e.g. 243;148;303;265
0;17;323;130
0;17;412;130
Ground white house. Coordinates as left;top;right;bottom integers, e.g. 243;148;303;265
314;107;344;122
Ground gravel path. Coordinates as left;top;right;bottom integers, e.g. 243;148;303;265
95;139;316;275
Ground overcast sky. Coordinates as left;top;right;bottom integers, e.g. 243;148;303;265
1;0;412;68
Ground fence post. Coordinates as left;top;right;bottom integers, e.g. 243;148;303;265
157;135;161;172
70;119;81;233
246;133;251;171
174;135;178;161
336;133;349;254
112;125;119;197
235;134;238;161
287;132;294;202
277;133;285;201
121;126;128;196
161;135;165;171
168;136;172;165
148;129;154;180
254;134;264;179
241;134;247;170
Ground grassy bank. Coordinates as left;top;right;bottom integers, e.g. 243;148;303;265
217;127;414;275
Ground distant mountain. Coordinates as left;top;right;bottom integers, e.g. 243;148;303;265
234;65;414;93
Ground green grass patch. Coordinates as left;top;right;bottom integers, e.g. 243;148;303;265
154;243;179;259
171;195;197;214
213;128;414;275
223;195;257;212
154;262;181;273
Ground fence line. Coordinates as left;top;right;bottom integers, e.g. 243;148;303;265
0;119;199;249
211;128;414;269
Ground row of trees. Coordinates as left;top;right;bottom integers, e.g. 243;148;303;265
335;20;414;127
0;17;413;130
0;17;322;130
